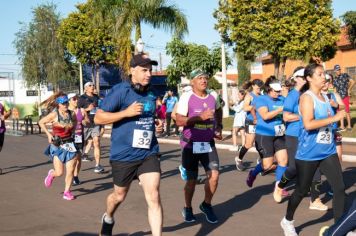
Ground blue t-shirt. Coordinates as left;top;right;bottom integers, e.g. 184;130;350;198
164;96;178;113
100;81;159;162
246;92;258;121
283;89;301;137
296;91;336;161
255;95;285;136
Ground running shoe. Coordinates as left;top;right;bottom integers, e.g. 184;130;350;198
273;184;283;203
100;213;115;236
94;165;105;173
246;170;256;188
282;189;290;197
309;198;328;211
182;207;196;223
199;202;218;224
280;217;298;236
319;226;329;236
72;176;81;186
82;154;92;162
178;165;188;181
235;156;245;171
44;169;55;188
63;191;75;200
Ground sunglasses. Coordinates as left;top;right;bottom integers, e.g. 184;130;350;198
273;90;281;93
71;97;77;101
88;84;94;87
60;102;69;105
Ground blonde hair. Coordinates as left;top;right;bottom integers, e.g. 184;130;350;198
40;91;66;112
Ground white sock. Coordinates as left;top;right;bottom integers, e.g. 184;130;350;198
104;214;114;224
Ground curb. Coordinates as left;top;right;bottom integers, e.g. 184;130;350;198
102;134;356;163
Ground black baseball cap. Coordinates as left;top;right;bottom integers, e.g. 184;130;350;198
130;54;158;68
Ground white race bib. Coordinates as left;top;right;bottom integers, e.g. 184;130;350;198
132;129;153;149
274;124;285;136
193;142;212;154
316;127;332;144
74;134;82;143
60;142;77;152
248;125;256;134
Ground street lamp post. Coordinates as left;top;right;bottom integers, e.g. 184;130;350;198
136;38;145;54
221;42;229;118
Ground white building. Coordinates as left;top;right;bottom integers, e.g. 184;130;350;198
0;73;53;117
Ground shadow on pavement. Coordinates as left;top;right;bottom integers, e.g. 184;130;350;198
0;161;50;175
163;182;275;235
64;232;149;236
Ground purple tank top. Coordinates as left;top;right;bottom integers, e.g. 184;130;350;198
75;108;84;135
181;93;217;148
0;103;6;133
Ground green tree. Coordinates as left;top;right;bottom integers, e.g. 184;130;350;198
166;38;231;88
342;11;356;47
14;3;73;90
57;1;118;92
237;51;251;85
215;0;340;79
94;0;188;72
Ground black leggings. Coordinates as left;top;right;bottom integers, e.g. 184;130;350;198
279;136;321;201
286;154;345;222
165;112;178;135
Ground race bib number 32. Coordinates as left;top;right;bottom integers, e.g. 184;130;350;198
132;130;153;149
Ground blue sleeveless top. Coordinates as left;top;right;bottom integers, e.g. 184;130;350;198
246;92;258;121
296;91;336;161
255;94;285;136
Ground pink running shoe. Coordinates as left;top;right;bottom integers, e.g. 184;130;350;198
44;169;55;188
63;191;75;200
282;189;290;197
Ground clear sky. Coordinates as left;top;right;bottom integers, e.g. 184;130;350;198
0;0;355;76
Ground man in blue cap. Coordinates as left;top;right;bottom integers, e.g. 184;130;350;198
332;64;355;131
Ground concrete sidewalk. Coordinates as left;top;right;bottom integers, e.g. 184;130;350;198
101;130;356;163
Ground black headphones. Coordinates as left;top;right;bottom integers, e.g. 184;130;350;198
130;81;150;93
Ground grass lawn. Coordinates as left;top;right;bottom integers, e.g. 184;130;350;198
224;107;356;138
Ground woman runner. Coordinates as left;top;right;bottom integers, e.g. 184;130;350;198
39;92;80;200
245;76;288;195
235;79;264;171
280;63;346;236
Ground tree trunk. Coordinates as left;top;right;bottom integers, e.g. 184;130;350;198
91;64;95;84
134;21;142;54
95;63;100;95
280;57;287;80
237;51;251;85
273;55;280;79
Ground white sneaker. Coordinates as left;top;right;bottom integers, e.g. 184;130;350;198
309;198;328;211
280;217;298;236
229;146;239;152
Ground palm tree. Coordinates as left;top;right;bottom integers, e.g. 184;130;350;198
94;0;188;72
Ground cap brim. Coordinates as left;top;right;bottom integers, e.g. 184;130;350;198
270;83;282;91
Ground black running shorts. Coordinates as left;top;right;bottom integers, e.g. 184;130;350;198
255;134;286;158
182;143;219;180
111;155;161;187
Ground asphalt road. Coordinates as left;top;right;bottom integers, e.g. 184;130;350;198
0;134;355;236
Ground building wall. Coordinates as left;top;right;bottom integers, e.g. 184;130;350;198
0;78;53;118
262;48;356;80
